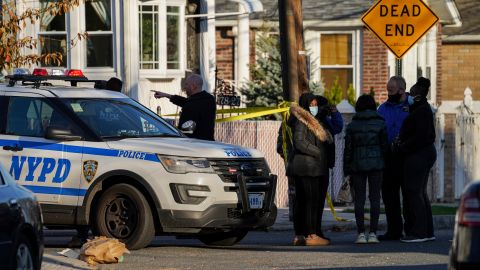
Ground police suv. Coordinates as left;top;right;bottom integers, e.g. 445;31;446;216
0;70;277;249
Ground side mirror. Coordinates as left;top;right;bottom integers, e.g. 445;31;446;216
45;126;83;141
180;120;196;134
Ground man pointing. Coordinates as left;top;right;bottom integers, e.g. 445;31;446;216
153;74;216;141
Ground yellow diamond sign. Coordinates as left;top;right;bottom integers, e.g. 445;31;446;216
362;0;439;59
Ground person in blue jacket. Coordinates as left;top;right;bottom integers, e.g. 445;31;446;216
376;76;409;240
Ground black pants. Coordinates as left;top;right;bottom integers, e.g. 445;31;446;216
352;170;383;234
402;145;437;238
293;176;329;236
288;176;295;222
381;150;404;237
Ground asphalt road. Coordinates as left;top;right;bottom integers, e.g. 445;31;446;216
43;229;453;270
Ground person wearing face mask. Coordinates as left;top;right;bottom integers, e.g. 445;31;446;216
396;77;436;243
286;93;333;246
376;76;409;241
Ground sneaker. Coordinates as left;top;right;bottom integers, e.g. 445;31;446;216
293;236;306;246
378;233;402;241
305;235;330;246
355;233;367;244
400;235;429;243
367;232;380;244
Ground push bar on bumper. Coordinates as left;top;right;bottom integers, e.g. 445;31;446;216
236;173;277;214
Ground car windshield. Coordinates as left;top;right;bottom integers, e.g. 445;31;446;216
61;98;181;139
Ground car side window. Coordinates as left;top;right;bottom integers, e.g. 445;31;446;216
0;96;8;134
0;172;4;186
5;97;73;138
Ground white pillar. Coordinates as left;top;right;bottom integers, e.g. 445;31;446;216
199;0;216;93
123;0;140;101
236;4;250;89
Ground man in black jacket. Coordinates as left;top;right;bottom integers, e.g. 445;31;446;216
153;74;216;140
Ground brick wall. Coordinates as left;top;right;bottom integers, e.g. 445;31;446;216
215;27;257;83
441;43;480;101
216;27;235;81
362;28;389;103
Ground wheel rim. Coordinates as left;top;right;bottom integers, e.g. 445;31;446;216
16;243;33;270
105;196;138;239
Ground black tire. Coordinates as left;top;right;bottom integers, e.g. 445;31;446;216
93;183;155;250
12;234;36;270
198;230;248;246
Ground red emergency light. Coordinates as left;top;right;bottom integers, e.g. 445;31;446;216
32;68;48;76
65;69;85;77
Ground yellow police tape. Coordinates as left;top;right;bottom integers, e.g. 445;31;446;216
162;103;350;222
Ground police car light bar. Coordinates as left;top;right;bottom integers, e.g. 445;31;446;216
6;74;89;88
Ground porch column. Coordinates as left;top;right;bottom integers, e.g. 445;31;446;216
199;0;216;92
236;4;250;89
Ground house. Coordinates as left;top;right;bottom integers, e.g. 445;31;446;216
215;0;459;104
215;0;480;202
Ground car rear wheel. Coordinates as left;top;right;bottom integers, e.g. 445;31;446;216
94;184;155;250
13;235;35;270
198;230;248;246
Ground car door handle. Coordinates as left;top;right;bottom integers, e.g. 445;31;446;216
3;145;23;152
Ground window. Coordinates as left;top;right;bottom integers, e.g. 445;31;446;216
166;6;180;69
85;0;114;67
319;33;354;94
61;98;180;138
39;0;68;67
139;1;184;73
6;97;71;138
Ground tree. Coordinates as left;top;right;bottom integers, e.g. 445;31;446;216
0;0;86;71
240;28;283;108
324;77;356;106
240;26;323;107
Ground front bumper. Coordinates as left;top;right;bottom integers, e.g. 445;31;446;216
158;174;277;233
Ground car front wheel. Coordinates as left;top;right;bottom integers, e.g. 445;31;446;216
93;184;155;250
13;235;35;270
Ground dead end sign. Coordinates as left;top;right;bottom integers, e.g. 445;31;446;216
362;0;439;59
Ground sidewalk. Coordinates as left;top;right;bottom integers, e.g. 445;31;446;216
271;207;456;232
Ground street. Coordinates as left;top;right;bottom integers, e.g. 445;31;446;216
43;229;453;270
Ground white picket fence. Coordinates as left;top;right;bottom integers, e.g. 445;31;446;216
435;88;480;200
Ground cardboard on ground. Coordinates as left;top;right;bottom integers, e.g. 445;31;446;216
362;0;439;59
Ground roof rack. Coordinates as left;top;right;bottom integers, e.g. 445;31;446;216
6;74;91;88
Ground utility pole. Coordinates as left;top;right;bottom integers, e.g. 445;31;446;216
279;0;299;103
292;0;309;95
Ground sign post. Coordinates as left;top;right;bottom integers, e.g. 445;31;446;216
362;0;439;67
